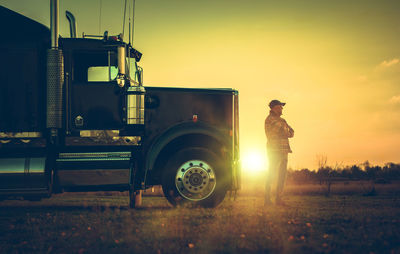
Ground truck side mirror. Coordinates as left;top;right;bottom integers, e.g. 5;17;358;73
137;66;143;86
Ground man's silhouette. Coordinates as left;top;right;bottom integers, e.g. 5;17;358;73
264;99;294;205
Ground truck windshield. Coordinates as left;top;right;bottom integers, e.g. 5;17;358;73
79;51;140;84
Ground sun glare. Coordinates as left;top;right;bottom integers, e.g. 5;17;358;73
241;150;267;175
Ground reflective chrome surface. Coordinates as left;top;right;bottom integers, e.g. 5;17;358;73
50;0;59;48
118;46;126;75
0;157;46;174
0;132;42;138
65;131;141;146
65;10;77;38
175;160;216;201
58;152;131;161
0;157;47;194
127;86;145;125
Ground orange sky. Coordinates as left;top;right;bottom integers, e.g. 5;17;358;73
2;0;400;169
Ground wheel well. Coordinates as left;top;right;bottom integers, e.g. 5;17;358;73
148;134;230;185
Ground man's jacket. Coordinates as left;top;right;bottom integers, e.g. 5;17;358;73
265;111;294;153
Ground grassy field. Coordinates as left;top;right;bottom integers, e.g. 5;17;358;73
0;182;399;254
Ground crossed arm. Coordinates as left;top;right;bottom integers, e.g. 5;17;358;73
265;118;294;139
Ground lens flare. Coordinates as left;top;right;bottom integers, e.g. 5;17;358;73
241;150;267;175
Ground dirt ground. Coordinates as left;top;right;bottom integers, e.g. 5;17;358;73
0;182;399;254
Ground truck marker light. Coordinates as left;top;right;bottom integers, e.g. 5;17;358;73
192;114;198;123
75;116;84;127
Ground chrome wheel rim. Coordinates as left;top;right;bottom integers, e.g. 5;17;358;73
175;160;216;201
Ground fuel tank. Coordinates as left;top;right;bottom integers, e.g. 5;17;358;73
0;157;48;198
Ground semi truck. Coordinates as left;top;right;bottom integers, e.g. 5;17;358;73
0;1;240;208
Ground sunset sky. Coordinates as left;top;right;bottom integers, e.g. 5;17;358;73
2;0;400;170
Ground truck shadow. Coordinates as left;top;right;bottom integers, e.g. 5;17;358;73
0;203;173;212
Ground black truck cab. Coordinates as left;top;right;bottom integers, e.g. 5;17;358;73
0;5;239;208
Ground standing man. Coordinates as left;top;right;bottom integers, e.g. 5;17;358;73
265;99;294;205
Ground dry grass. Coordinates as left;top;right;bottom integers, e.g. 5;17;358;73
0;181;399;253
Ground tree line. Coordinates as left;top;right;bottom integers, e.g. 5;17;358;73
287;161;400;184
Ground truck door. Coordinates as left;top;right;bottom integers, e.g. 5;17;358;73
68;50;124;131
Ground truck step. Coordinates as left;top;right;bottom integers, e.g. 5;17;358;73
56;152;132;189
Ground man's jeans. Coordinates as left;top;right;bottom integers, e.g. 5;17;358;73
265;151;288;200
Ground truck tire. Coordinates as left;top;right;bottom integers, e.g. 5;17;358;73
162;147;228;207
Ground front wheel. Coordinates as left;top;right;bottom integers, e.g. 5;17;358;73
162;147;229;207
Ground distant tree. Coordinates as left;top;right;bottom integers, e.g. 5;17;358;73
315;155;342;196
316;154;329;184
382;162;400;180
361;160;371;171
350;165;364;179
360;161;378;195
340;167;352;179
317;167;332;178
288;161;400;185
316;154;327;171
365;165;381;180
290;168;314;183
300;168;314;182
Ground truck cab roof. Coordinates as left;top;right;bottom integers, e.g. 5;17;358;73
60;38;142;62
60;38;125;51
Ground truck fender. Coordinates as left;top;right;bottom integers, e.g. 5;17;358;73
145;122;231;174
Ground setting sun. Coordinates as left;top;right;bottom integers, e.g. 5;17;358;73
241;150;267;174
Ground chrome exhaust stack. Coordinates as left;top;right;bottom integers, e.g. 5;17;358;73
47;0;63;134
50;0;59;48
65;10;77;38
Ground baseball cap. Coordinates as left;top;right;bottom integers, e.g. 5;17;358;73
269;99;286;108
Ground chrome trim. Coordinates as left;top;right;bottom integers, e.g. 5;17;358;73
0;157;46;174
0;188;47;192
175;160;216;201
127;86;145;125
50;0;59;48
57;157;130;162
65;10;77;38
58;152;131;159
118;46;126;75
0;132;42;138
65;136;141;146
79;130;119;137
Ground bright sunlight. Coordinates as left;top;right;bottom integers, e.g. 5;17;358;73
241;150;268;175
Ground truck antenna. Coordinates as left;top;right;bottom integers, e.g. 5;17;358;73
98;0;102;34
122;0;127;40
131;0;135;44
128;0;131;45
128;0;135;46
